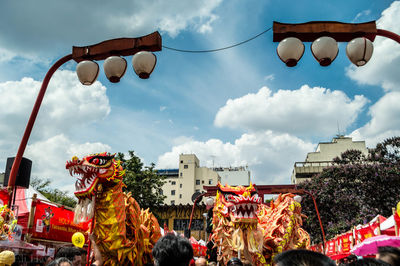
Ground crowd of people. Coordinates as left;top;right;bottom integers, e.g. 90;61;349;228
1;233;400;265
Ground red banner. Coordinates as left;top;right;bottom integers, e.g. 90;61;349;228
340;233;353;253
325;239;336;256
31;200;90;243
354;221;380;245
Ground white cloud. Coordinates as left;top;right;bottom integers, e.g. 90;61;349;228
352;9;371;23
0;70;110;141
214;85;368;138
25;134;111;193
264;74;275;81
160;106;167;112
0;0;223;60
0;70;111;183
156;131;315;184
350;91;400;147
346;1;400;91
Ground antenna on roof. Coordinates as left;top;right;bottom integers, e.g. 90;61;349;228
210;155;216;168
336;121;343;138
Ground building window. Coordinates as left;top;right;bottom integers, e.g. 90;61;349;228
195;189;200;193
180;160;183;163
171;190;175;196
180;184;182;188
171;181;176;185
171;200;175;205
209;179;212;185
184;165;188;169
202;180;204;184
180;172;182;177
179;194;182;199
196;179;200;185
160;190;163;195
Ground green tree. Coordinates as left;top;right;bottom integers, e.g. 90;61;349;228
299;137;400;243
31;177;77;208
116;150;166;211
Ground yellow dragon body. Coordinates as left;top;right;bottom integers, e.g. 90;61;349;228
66;152;161;266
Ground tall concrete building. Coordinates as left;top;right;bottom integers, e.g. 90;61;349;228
291;136;368;184
158;154;220;205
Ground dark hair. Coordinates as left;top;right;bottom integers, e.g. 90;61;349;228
227;257;243;266
152;233;193;266
55;247;81;262
378;246;400;266
347;258;391;266
47;257;72;266
274;249;335;266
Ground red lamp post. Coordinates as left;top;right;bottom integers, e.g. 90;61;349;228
7;32;162;202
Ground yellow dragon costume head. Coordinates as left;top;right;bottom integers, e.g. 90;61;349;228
66;152;161;266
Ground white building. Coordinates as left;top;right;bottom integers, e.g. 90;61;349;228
158;154;251;205
158;154;220;205
291;136;368;184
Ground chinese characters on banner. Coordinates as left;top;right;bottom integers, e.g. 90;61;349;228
31;200;90;243
354;221;380;245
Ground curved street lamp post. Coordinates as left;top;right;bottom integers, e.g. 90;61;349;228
7;32;162;203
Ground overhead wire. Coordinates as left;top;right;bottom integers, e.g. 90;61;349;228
162;27;272;53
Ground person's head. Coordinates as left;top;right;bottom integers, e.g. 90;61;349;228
227;257;243;266
55;247;81;266
274;249;335;266
152;233;194;266
377;246;400;266
45;258;72;266
195;257;207;266
208;262;217;266
241;259;252;266
346;255;358;263
347;257;391;266
0;250;15;266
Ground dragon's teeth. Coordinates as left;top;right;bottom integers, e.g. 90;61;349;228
99;169;107;174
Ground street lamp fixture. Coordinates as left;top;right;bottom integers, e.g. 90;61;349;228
76;60;99;85
273;21;400;67
102;56;127;83
7;32;162;202
346;37;374;67
132;51;157;79
311;36;338;66
276;37;305;67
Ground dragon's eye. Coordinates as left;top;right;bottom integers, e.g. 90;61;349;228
89;157;109;165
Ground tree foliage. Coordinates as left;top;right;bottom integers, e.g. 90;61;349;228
31;177;77;208
116;150;166;211
299;137;400;243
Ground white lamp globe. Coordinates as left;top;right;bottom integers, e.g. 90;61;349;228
346;37;374;67
103;56;127;83
76;60;99;85
132;51;157;79
311;36;339;66
277;37;305;67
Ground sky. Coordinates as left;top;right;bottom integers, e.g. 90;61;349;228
1;0;400;194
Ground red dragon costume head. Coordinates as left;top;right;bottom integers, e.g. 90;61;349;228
66;152;161;265
211;183;310;266
66;152;125;223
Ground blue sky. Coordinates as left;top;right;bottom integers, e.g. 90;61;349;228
1;0;400;193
